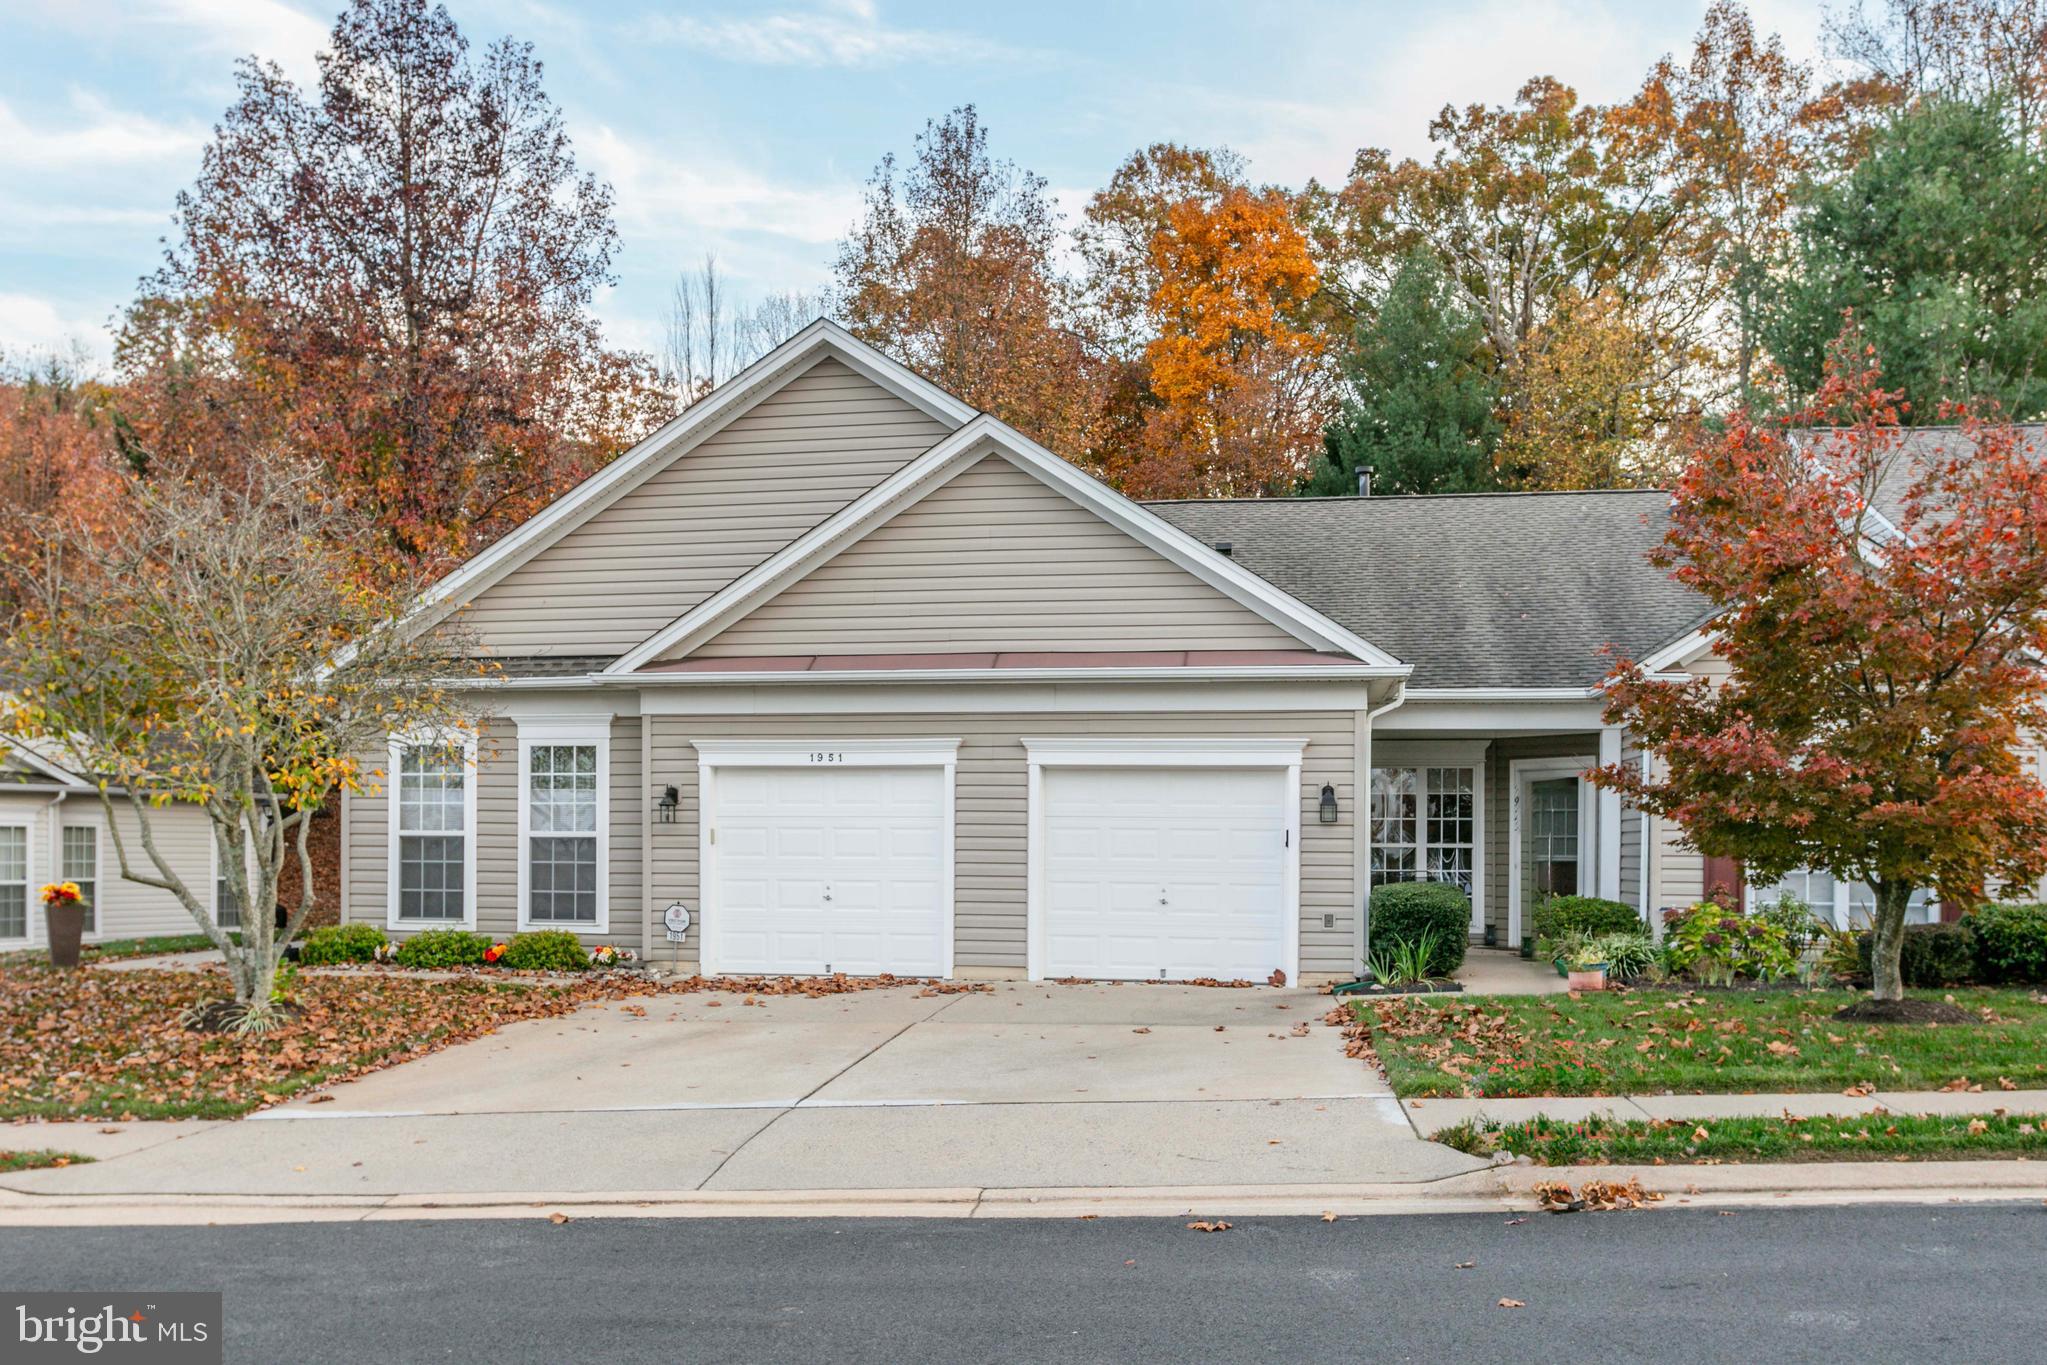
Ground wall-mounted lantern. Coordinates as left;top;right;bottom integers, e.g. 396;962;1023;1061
1319;783;1339;824
657;784;680;824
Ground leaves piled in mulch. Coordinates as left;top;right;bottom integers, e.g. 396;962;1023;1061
1533;1177;1662;1212
2;966;643;1121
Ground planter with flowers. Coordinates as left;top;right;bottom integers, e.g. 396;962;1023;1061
1564;943;1609;993
40;882;88;968
590;944;639;969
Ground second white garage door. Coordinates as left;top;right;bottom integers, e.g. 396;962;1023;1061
708;764;949;977
1040;766;1292;981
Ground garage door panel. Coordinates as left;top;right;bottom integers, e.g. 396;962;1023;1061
1042;766;1289;982
711;763;949;977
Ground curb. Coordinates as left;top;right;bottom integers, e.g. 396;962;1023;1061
1;1162;2039;1226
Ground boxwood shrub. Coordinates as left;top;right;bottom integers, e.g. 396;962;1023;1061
1531;895;1643;945
1970;903;2047;985
500;930;591;972
1854;919;1978;988
297;923;388;965
1368;881;1470;978
394;928;493;969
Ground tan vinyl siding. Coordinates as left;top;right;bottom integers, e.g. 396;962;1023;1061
690;454;1303;658
347;718;644;945
0;793;215;946
462;357;951;657
643;710;1357;977
1619;732;1645;914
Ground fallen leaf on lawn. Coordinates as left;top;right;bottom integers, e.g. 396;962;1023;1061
1999;1077;2018;1091
548;1212;571;1225
1186;1220;1232;1233
1968;1119;1989;1134
1692;1126;1711;1141
1939;1077;1983;1093
1498;1298;1525;1309
1843;1082;1876;1097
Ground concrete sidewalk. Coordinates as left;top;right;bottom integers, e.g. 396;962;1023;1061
1406;1087;2047;1133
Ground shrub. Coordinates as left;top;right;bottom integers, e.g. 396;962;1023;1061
296;923;387;966
1531;895;1642;946
394;928;493;969
1662;902;1800;982
1855;919;1979;988
1754;891;1828;951
500;930;591;972
1368;882;1470;977
1970;903;2047;985
1587;932;1658;980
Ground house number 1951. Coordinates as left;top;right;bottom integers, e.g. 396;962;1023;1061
809;751;845;763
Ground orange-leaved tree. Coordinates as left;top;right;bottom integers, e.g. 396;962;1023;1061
1107;188;1328;498
1594;330;2047;1011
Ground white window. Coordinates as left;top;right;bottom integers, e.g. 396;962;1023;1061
1371;764;1478;896
60;825;98;935
519;727;607;931
214;834;243;929
387;734;477;928
0;825;26;940
1749;871;1933;928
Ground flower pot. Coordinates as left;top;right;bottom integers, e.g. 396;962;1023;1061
45;901;87;968
1519;936;1534;960
1566;964;1609;992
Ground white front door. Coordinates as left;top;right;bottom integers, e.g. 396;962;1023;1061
1040;766;1290;981
710;764;948;976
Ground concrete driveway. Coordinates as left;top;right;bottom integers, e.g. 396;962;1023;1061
4;983;1486;1200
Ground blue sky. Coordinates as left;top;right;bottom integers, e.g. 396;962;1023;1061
0;0;1832;370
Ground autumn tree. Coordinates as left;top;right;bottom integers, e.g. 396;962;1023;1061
832;105;1093;453
118;0;664;570
0;455;479;1029
1764;96;2047;419
1099;188;1328;499
1305;249;1500;496
1595;334;2047;1010
1826;0;2047;148
1075;143;1249;363
0;352;127;607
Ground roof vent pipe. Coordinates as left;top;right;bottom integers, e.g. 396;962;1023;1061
1213;540;1233;558
1356;466;1375;497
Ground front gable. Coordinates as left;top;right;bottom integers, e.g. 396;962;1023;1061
615;418;1404;674
460;354;955;657
684;451;1304;660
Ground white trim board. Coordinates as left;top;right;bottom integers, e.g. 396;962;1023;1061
386;731;481;932
608;420;1407;675
516;722;610;935
694;738;960;978
1369;739;1489;934
1021;737;1305;983
1504;754;1599;948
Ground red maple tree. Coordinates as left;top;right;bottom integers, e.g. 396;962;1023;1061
1596;331;2047;1007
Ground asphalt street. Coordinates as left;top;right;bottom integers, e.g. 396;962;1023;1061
6;1204;2043;1363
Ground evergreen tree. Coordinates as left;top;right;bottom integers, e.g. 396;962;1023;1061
1304;251;1501;497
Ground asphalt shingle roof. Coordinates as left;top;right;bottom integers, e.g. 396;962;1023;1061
1145;490;1708;689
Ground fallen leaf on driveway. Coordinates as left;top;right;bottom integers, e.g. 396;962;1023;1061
1455;1260;1475;1269
1503;1217;1527;1226
1268;969;1287;987
1132;1027;1151;1034
1498;1298;1525;1309
1186;1220;1233;1233
306;1094;335;1104
1844;1081;1876;1097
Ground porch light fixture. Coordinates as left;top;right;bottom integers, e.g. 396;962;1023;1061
657;784;680;824
1318;783;1338;824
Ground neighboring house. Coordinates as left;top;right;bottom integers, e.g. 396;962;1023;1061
334;322;1987;980
0;737;237;950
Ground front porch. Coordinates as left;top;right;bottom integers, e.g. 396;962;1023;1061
1369;696;1644;953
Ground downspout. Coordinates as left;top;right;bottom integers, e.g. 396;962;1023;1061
640;718;654;964
44;788;69;946
1354;679;1409;981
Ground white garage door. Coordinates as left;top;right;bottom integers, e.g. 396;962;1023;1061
1042;766;1290;981
710;765;948;977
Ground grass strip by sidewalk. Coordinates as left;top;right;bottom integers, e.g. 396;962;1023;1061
0;1149;92;1172
1362;988;2047;1098
1434;1110;2047;1165
1;932;231;967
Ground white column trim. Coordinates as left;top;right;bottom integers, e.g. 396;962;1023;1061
1597;727;1624;901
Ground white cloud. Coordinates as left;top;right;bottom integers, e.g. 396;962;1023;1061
635;4;1013;68
0;294;111;367
0;93;204;173
582;123;861;247
142;0;329;86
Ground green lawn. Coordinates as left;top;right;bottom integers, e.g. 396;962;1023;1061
1362;988;2047;1097
0;1149;91;1172
1434;1111;2047;1165
1;932;229;967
